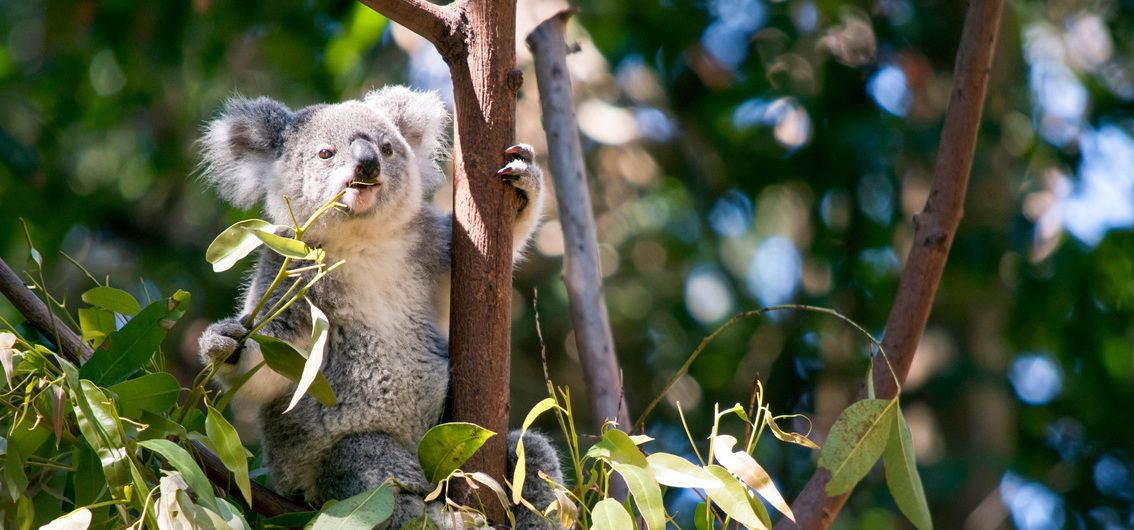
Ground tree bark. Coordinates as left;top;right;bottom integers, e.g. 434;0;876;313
359;0;520;520
526;10;630;435
775;0;1004;528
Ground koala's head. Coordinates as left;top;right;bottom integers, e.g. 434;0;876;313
199;87;448;234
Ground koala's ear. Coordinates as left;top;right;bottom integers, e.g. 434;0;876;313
198;97;293;208
364;87;449;194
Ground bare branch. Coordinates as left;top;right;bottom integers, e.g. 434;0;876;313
357;0;466;62
774;1;1005;528
526;9;630;434
192;440;310;517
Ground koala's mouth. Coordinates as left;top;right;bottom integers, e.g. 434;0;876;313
348;179;381;190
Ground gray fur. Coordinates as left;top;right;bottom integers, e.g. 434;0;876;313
197;86;561;528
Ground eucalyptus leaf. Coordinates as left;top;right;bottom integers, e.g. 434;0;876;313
285;299;331;413
704;465;767;530
139;439;219;511
584;428;649;468
206;219;274;272
108;372;181;418
205;405;252;505
883;410;933;530
77;307;116;349
713;434;794;522
511;397;558;504
765;413;820;450
310;482;395;530
417;422;496;483
39;508;92;530
80;290;190;386
645;453;721;489
818;399;897;496
252;229;321;260
252;335;336;407
611;463;666;530
590;498;634;530
71;380;131;498
82;286;141;316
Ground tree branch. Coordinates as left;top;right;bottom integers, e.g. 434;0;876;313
0;255;309;518
356;0;466;62
526;10;631;434
774;0;1005;528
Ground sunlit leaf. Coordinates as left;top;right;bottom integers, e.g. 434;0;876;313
0;331;15;387
40;508;92;530
584;428;649;468
206;219;274;272
590;498;634;530
629;434;655;445
645;453;721;489
310;482;395;530
252;335;336;407
71;380;131;497
205;405;252;505
252;229;322;260
765;413;820;450
285;299;330;413
78;307;116;349
545;484;578;529
818;399;897;496
82;286;140;316
883;410;932;530
108;372;181;418
511;397;559;504
139;439;219;511
611;463;666;530
418;422;496;483
80;290;190;385
713;434;794;522
704;465;767;530
461;471;514;527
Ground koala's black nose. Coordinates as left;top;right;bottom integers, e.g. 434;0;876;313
351;138;381;182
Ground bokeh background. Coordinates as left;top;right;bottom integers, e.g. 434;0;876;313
2;0;1133;528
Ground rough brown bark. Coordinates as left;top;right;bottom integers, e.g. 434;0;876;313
359;0;519;520
774;1;1004;528
526;10;630;434
0;256;310;517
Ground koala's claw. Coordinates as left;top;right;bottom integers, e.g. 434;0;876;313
199;318;248;366
497;144;542;209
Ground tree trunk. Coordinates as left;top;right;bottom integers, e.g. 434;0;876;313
775;0;1005;527
358;0;520;520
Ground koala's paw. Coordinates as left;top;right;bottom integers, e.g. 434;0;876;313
497;144;543;211
198;318;248;367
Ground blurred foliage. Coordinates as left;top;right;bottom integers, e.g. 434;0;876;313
2;0;1133;528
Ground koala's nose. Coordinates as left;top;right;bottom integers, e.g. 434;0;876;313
351;139;381;182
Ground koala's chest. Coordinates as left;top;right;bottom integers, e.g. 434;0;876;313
311;242;433;329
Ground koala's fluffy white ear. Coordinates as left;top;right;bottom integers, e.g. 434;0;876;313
198;97;293;209
364;87;449;194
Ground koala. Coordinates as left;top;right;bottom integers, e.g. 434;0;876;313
196;86;562;529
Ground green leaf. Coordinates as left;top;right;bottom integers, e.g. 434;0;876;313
310;482;395;530
262;511;318;529
72;443;106;507
818;399;897;496
82;286;141;316
139;439;218;511
883;410;932;530
611;463;666;530
40;507;92;530
285;299;331;413
645;453;721;489
704;465;767;530
251;335;336;407
417;422;496;483
252;229;322;260
3;443;27;502
694;502;709;530
713;435;794;522
205;405;251;505
80;291;190;385
590;498;634;530
206;219;274;272
71;380;131;499
78;307;116;349
127;410;188;441
584;428;649;468
108;372;181;418
511;397;559;504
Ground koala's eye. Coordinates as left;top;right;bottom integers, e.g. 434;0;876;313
317;147;336;160
380;142;394;157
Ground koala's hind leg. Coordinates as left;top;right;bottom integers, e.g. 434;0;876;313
316;432;432;528
507;430;565;530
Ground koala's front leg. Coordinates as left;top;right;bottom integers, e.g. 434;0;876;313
497;144;546;259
